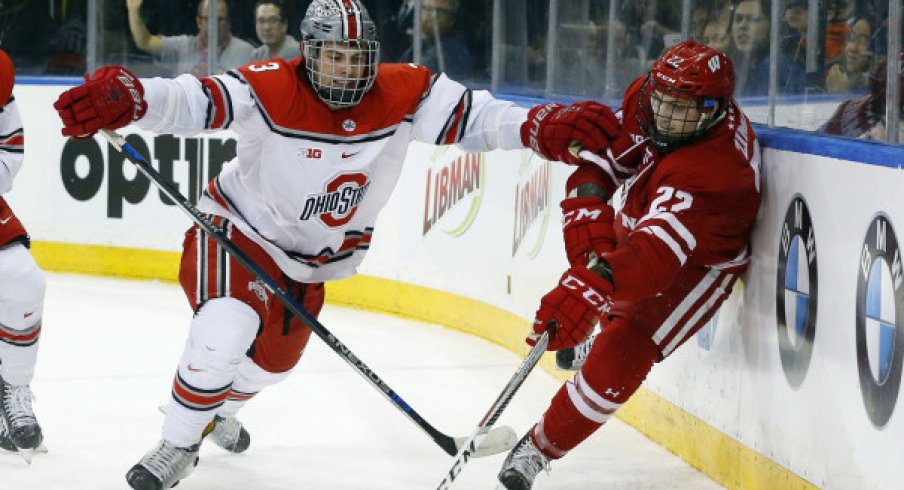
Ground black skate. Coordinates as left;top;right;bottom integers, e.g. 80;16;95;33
203;415;250;453
555;333;598;371
0;376;44;462
497;432;550;490
126;440;200;490
0;416;15;451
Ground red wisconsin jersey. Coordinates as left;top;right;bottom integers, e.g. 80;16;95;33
137;58;527;283
601;77;761;356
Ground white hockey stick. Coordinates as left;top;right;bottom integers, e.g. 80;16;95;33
435;331;550;489
100;129;516;458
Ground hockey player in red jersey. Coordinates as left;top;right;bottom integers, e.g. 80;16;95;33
53;1;618;488
497;40;761;489
0;48;48;463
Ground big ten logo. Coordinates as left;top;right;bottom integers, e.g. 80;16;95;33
511;158;550;258
422;151;484;236
60;134;236;218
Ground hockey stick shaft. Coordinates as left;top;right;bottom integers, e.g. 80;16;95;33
101;130;463;456
435;331;550;489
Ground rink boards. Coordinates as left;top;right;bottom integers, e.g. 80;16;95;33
9;82;904;489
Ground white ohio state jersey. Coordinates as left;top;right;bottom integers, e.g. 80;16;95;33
138;59;527;282
0;97;24;195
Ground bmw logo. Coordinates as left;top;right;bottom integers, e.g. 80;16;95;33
856;213;904;428
776;195;818;388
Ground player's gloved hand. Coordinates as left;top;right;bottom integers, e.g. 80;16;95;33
561;196;616;267
528;265;614;351
521;101;621;164
54;65;147;139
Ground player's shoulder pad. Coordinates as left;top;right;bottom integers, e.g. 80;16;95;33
371;63;435;112
0;48;14;107
235;57;302;112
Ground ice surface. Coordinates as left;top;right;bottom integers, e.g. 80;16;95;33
1;273;724;489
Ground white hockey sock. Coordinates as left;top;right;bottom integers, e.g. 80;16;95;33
0;244;45;386
162;298;259;448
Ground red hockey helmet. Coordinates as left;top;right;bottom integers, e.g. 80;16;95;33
0;48;13;106
637;40;734;152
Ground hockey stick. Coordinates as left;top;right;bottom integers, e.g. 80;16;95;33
100;129;516;458
435;331;550;489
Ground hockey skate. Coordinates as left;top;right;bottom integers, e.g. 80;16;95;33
0;416;15;452
555;333;598;371
126;439;200;490
497;432;550;490
203;415;250;453
0;377;44;463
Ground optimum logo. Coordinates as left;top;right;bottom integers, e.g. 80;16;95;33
776;196;818;388
856;214;904;428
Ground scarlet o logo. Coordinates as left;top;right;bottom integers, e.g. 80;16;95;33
311;173;369;228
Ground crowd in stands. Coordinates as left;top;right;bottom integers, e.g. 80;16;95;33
0;0;899;140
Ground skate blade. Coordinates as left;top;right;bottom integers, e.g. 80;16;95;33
453;426;518;458
4;443;47;464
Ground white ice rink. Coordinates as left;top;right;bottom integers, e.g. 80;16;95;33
2;273;724;489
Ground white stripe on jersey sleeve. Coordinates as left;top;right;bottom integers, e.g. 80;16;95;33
647;225;688;265
639;211;697;250
0;100;24;194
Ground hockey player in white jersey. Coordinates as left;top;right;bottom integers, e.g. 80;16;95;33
54;1;618;488
0;48;48;464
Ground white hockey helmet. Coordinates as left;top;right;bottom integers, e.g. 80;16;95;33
300;0;380;109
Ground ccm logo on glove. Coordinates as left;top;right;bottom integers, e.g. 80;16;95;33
560;273;611;314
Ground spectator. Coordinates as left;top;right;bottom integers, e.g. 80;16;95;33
250;0;300;61
731;0;805;95
783;0;854;69
0;0;56;75
820;53;904;141
45;18;87;76
700;18;731;55
825;16;875;93
126;0;254;76
620;0;681;61
400;0;474;80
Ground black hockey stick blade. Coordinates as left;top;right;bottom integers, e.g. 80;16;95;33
436;331;550;489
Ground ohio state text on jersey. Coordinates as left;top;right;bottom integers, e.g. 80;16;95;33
137;58;527;282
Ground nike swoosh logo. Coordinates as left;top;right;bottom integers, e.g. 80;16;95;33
0;217;10;224
186;364;205;372
23;311;33;318
341;151;359;158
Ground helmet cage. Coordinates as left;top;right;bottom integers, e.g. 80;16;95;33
636;76;725;153
300;0;380;109
303;39;379;109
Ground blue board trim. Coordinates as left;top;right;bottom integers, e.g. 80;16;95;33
13;77;903;169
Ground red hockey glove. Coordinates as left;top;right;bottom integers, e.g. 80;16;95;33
521;101;620;164
561;196;616;267
54;66;147;138
528;265;614;351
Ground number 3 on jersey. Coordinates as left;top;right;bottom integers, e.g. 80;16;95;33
649;186;692;213
248;62;281;72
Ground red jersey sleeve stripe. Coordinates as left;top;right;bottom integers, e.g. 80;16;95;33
437;89;472;145
199;77;233;129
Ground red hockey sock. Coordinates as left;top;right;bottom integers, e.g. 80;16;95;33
532;320;660;458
